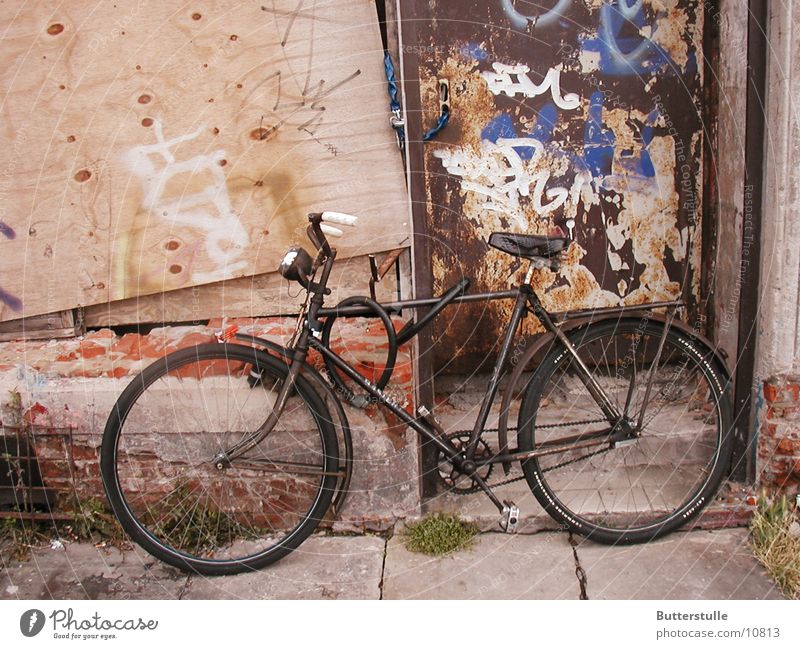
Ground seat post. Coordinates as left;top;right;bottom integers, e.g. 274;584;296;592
523;260;536;286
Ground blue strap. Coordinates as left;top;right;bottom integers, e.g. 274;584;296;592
384;51;401;113
384;51;405;147
384;50;450;144
422;109;450;141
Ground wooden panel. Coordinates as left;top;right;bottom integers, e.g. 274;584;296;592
83;250;403;326
0;1;410;322
0;309;79;341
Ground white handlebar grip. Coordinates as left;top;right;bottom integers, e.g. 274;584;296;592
320;223;344;238
321;211;358;227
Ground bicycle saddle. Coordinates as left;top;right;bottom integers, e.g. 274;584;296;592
488;232;568;259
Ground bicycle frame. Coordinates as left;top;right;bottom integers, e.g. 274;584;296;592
311;283;680;461
226;215;684;513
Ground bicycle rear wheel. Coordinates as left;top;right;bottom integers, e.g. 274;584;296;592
101;343;339;574
517;318;732;544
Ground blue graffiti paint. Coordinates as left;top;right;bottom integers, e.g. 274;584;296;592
685;51;698;76
482;112;517;141
583;92;615;177
0;221;15;239
531;103;558;143
0;287;22;312
581;1;674;77
481;113;538;160
638;123;655;176
459;41;489;61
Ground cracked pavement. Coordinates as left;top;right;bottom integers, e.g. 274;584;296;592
1;527;784;600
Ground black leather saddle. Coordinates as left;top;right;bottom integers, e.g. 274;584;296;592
488;232;568;259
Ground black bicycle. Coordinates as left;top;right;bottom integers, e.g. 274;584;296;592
101;212;733;575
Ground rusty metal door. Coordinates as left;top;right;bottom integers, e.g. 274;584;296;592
399;0;706;373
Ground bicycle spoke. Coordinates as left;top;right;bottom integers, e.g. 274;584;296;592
103;345;338;572
518;319;729;543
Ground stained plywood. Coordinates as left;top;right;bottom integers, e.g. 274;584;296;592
0;1;410;322
83;251;402;326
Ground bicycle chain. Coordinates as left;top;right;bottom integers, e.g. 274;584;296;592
440;418;612;493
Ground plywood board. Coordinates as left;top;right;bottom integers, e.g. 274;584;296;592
0;1;410;322
83;251;403;326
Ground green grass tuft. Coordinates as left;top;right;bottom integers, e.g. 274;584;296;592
750;493;800;599
403;513;477;556
0;497;127;561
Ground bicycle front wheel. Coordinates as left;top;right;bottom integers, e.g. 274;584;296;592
517;318;732;544
101;343;339;574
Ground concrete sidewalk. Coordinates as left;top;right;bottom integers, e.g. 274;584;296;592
0;527;783;600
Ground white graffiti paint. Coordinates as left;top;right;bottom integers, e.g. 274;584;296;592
122;120;249;283
481;63;580;110
434;138;588;227
500;0;572;31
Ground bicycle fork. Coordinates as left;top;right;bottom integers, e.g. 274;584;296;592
213;341;309;468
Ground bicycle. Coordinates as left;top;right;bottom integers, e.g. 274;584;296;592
100;211;734;575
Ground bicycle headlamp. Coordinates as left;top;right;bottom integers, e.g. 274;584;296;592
279;246;313;287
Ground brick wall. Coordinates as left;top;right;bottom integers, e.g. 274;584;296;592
758;375;800;492
0;318;420;530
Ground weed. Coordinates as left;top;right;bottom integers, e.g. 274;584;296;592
750;492;800;599
403;512;477;556
0;517;51;561
144;483;262;556
64;497;125;545
0;497;127;561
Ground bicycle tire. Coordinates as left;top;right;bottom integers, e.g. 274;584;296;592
101;343;339;575
517;318;733;544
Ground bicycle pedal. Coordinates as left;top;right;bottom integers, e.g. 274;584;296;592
500;501;520;533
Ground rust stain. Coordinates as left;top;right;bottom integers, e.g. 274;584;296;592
406;0;704;370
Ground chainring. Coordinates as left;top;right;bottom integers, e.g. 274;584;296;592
436;432;494;494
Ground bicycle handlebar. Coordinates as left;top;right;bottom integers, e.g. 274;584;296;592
307;211;359;256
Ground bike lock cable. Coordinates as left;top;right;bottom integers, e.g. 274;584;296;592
320;296;398;407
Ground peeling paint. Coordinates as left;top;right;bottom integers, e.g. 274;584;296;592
405;0;705;370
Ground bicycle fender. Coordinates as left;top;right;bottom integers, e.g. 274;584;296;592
234;334;354;517
646;313;732;382
496;312;731;475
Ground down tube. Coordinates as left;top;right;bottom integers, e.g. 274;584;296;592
308;338;460;461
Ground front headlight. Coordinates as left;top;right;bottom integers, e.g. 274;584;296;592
278;246;313;287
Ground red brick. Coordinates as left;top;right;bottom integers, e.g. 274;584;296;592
111;333;143;356
23;402;49;426
71;445;98;461
79;341;107;359
85;328;116;341
175;332;215;349
105;366;130;379
764;381;780;403
70;367;103;378
775;438;800;455
764;378;800;404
